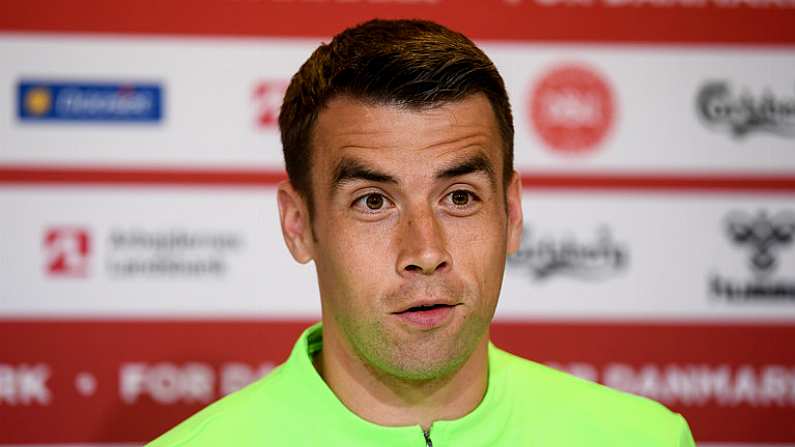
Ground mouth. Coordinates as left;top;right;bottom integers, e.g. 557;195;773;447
391;302;461;329
396;303;456;313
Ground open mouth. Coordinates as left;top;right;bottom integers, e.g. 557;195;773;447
395;303;457;314
392;303;459;328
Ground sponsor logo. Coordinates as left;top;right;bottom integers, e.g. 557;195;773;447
41;227;244;280
529;64;615;154
710;210;795;301
508;225;627;281
105;228;242;278
43;227;91;277
18;80;163;122
252;80;289;129
696;81;795;139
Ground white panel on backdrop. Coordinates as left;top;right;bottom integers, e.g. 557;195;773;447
484;44;795;173
0;186;320;317
3;187;794;320
0;34;317;168
2;34;794;172
498;192;795;320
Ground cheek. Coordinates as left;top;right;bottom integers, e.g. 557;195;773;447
334;220;395;270
445;215;507;290
445;208;507;255
315;220;396;305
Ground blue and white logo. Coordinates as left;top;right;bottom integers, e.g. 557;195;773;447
17;80;163;123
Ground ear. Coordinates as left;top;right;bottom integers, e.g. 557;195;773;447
277;181;315;264
505;171;524;256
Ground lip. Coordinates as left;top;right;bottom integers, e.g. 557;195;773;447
393;299;460;314
391;302;461;330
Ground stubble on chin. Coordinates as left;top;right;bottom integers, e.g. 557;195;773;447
336;278;490;382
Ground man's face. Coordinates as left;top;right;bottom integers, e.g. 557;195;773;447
281;93;522;381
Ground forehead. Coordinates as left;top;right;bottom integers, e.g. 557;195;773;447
310;93;503;179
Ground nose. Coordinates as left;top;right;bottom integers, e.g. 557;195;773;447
396;205;451;276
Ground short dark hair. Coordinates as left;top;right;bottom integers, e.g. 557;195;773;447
279;19;514;213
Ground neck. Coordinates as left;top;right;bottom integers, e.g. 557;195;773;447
315;322;490;431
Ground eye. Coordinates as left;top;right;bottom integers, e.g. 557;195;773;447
352;192;393;214
443;189;481;214
365;193;384;210
450;190;471;206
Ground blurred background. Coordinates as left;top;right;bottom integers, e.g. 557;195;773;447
1;1;794;445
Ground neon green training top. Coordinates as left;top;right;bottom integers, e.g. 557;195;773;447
148;324;695;446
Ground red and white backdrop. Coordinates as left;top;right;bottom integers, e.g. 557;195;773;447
1;1;794;445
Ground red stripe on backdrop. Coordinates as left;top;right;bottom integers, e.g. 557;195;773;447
0;166;287;187
519;172;795;192
491;321;795;443
2;166;795;192
0;320;793;443
0;0;794;44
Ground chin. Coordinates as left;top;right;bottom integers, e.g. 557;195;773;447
377;332;479;381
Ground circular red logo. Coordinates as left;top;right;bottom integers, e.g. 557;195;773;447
529;64;615;154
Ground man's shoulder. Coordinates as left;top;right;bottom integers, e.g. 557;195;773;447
491;346;694;445
146;363;294;447
493;346;665;413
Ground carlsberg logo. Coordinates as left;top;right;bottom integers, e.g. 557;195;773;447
696;81;795;139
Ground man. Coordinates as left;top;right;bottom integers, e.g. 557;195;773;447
149;19;695;446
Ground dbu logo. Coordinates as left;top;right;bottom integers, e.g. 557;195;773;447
44;227;91;276
252;80;289;129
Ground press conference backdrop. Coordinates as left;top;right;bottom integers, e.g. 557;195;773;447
1;1;794;445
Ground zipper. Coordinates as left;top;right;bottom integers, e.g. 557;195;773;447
423;429;433;447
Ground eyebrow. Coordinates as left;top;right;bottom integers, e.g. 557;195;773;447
332;157;397;190
435;153;497;187
436;153;497;192
330;152;498;191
